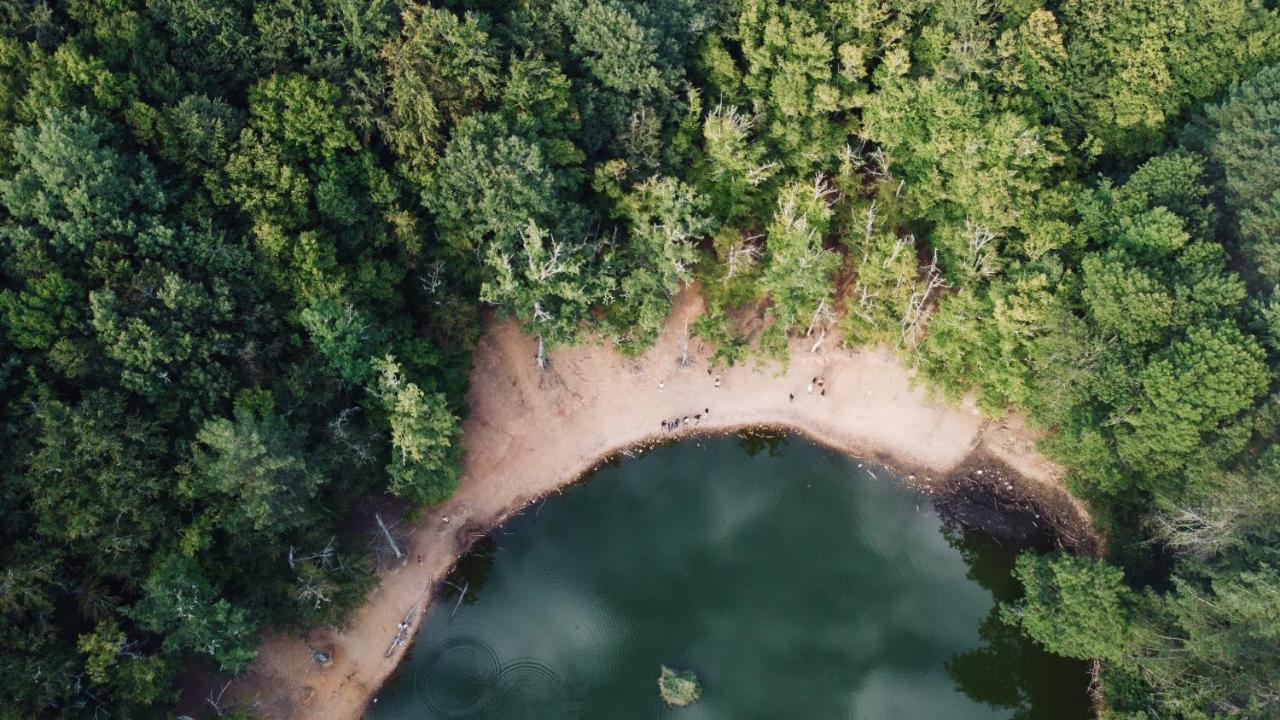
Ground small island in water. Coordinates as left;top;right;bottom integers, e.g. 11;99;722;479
658;665;702;707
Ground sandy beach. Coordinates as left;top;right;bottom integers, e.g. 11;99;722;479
215;288;1092;720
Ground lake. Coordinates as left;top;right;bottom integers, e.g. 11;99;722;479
367;432;1089;719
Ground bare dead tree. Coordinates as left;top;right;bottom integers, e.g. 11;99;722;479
385;604;418;658
1088;659;1105;707
806;300;835;353
329;406;373;466
862;201;879;247
725;233;762;281
373;507;401;563
205;681;232;718
528;239;572;282
679;322;691;367
297;578;330;610
868;147;893;180
901;251;949;344
964;219;1000;278
450;582;469;619
851;283;878;325
418;260;445;298
289;537;337;572
708;103;779;186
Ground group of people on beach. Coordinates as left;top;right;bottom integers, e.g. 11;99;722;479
662;408;710;432
808;376;827;396
791;376;829;402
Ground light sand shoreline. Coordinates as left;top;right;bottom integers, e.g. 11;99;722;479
213;289;1093;720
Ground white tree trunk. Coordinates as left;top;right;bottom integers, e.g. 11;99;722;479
375;512;403;561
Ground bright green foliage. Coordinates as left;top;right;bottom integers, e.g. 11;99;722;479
127;553;258;673
842;232;921;347
480;222;607;347
186;401;321;541
372;356;461;505
382;4;499;181
1042;164;1265;496
696;104;778;224
221;73;413;309
1114;324;1268;479
299;294;387;386
842;190;941;348
862;76;1067;280
758;178;841;355
602;175;712;352
1002;551;1137;662
77;621;173;709
1026;0;1280;157
501;55;585;169
734;0;856;173
0;107;165;266
1204;64;1280;289
22;391;168;576
427;113;574;263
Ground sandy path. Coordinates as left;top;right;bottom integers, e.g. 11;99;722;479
220;289;1088;719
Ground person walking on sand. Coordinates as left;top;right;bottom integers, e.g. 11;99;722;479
789;393;795;402
659;381;665;391
714;375;721;389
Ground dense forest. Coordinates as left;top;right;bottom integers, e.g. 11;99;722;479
0;0;1277;717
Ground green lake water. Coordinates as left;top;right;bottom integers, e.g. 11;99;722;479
367;433;1090;719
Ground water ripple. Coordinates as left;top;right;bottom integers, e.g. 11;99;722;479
414;636;501;718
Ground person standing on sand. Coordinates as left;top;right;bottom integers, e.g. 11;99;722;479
807;381;813;395
714;375;721;389
659;381;665;391
789;393;794;402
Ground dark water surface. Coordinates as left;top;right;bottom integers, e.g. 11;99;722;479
368;434;1089;719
